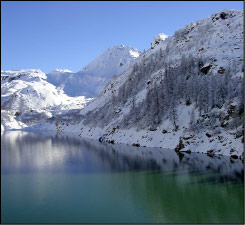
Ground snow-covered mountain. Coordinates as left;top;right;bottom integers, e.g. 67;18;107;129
43;9;244;158
2;10;244;158
1;69;92;130
46;45;140;97
1;45;139;131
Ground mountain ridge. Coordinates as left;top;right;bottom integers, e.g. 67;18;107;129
45;9;244;158
46;45;140;97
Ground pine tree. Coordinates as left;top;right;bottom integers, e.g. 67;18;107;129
189;108;196;130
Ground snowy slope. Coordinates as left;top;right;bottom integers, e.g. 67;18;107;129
48;9;244;158
80;45;140;78
1;45;139;130
1;69;92;131
45;69;73;86
46;45;140;97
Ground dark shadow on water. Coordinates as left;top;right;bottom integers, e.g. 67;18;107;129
1;130;244;184
197;173;244;185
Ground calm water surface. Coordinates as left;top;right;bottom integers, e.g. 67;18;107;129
1;131;244;223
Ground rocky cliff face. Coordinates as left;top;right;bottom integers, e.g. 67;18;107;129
151;33;169;49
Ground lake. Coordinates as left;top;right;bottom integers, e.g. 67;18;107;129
1;131;244;223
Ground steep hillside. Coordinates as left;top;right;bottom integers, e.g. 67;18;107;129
52;9;244;158
46;45;140;97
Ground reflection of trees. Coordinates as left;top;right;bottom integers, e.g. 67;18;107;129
1;131;244;181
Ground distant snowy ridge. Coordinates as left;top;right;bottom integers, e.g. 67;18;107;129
47;45;140;97
80;45;140;76
1;69;92;131
48;69;73;75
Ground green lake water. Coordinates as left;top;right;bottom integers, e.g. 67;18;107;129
1;131;244;223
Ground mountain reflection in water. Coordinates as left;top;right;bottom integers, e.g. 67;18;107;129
1;131;243;182
1;131;244;224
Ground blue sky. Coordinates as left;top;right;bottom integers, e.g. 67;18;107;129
1;1;243;73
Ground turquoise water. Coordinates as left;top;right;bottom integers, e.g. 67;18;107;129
1;131;244;223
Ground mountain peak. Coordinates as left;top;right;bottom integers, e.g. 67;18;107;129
45;45;140;98
80;45;140;77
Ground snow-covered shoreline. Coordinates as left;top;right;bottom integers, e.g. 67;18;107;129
1;110;243;159
61;126;243;159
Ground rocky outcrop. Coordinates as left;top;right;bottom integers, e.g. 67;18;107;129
151;33;169;49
